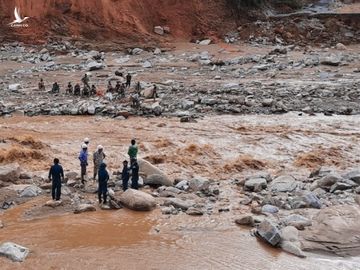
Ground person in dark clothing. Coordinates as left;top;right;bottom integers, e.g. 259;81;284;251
74;83;81;96
66;82;73;95
52;82;60;93
48;158;64;201
98;163;109;204
126;73;132;88
121;160;130;191
130;158;139;190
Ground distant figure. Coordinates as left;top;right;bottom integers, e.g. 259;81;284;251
74;83;81;96
135;81;141;93
79;144;88;184
66;82;73;95
152;84;158;101
51;82;60;93
121;160;130;191
131;93;140;108
81;74;90;88
98;163;109;204
90;85;97;96
48;158;64;201
107;81;113;93
115;81;121;93
130;158;139;190
128;139;138;160
93;145;106;181
82;85;89;97
126;73;132;88
38;78;45;91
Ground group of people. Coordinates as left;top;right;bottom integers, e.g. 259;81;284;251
48;138;140;205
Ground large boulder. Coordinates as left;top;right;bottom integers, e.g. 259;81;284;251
256;219;281;246
270;175;298;193
145;174;172;187
120;189;156;211
300;205;360;256
0;163;21;183
343;170;360;185
282;214;312;230
20;185;42;198
0;242;29;262
317;173;342;188
138;159;169;181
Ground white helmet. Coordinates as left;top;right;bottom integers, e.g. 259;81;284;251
97;145;103;150
84;138;90;143
82;143;88;149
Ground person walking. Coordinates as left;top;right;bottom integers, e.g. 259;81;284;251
93;145;106;180
98;163;109;204
126;73;132;88
121;160;130;191
48;158;64;201
128;139;138;160
79;144;88;184
130;158;139;190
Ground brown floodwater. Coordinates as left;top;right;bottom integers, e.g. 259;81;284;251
1;196;360;270
1;114;360;269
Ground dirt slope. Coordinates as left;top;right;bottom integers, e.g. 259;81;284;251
0;0;236;44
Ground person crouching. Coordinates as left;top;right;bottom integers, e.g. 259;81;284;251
98;162;109;204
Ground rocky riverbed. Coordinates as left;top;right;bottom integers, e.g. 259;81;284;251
0;41;359;119
0;114;360;269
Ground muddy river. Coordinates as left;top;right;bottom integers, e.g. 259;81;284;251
1;114;360;269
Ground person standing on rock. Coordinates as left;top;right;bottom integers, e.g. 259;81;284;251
51;82;60;94
79;144;89;185
48;158;64;201
74;83;81;96
126;73;132;88
81;74;90;89
121;160;130;191
98;162;109;204
128;139;138;160
130;158;139;190
93;145;106;181
66;82;73;95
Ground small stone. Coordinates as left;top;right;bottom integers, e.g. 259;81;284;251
45;200;62;208
74;204;96;214
154;26;164;35
186;207;204;216
0;242;29;262
235;215;255;226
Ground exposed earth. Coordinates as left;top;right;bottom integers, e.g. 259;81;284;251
0;0;360;269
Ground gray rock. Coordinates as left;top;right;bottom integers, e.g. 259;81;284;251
320;55;341;66
154;26;164;35
8;84;21;91
303;192;322;209
87;61;104;71
343;170;360;184
318;173;342;188
74;204;96;214
235;215;255;227
0;242;29;262
261;204;279;214
283;214;312;230
244;177;267;191
120;189;156;211
280;226;306;258
164;198;193;210
189;178;210;192
143;61;152;68
199;39;212;45
186;207;204;216
132;48;143;55
20;185;42;197
175;180;189;191
256;219;281;246
330;182;354;193
0;163;20;183
270;175;297;193
44;200;62;208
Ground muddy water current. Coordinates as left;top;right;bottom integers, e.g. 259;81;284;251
1;113;360;269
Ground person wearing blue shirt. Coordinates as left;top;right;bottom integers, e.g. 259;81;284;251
79;144;88;184
48;158;64;201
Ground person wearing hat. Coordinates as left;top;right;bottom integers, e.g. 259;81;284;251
98;162;109;204
93;145;106;181
83;138;90;147
79;143;89;184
